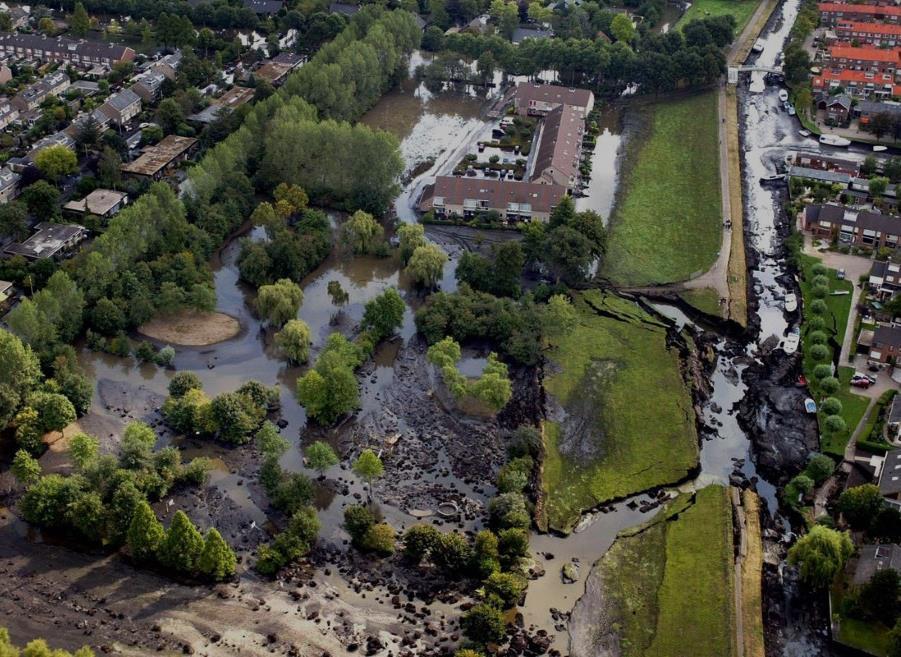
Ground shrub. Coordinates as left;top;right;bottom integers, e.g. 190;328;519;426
812;274;829;287
497;456;533;494
813;363;832;380
497;527;529;569
820;377;840;394
489;492;531;530
811;263;828;276
812;284;829;299
810;299;827;314
362;523;396;556
809;344;829;361
483;571;526;608
344;504;375;544
806;453;835;485
402;524;441;563
461;602;506;644
432;531;473;575
168;371;202;398
808;331;828;345
472;529;501;577
820;397;843;415
823;415;846;434
808;315;826;331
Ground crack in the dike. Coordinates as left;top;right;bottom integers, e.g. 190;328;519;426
582;293;671;332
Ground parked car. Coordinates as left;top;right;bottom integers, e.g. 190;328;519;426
851;379;873;389
837;268;845;280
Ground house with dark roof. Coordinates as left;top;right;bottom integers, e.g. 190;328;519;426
100;87;141;126
0;165;20;203
131;70;167;103
4;222;87;259
819;2;901;26
532;103;584;189
871;325;901;363
329;2;360;16
870;260;901;299
244;0;283;14
802;204;901;249
886;396;901;443
853;544;901;585
12;70;70;112
0;32;135;67
513;82;594;116
254;53;303;85
855;100;901;132
817;92;853;125
121;135;198;180
420;177;566;222
512;27;553;43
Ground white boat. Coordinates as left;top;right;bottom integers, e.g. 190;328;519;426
784;292;798;312
819;134;851;147
799;128;812;137
752;39;765;53
778;89;789;102
782;329;800;354
874;145;888;152
787;106;796;116
804;398;817;414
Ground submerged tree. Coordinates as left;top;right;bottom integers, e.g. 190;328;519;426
353;449;384;500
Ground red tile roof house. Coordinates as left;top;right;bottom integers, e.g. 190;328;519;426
819;2;901;26
870;324;901;363
419;177;566;222
825;45;901;75
813;67;901;98
831;20;901;46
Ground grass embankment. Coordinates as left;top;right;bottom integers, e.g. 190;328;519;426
138;310;241;346
741;489;765;657
540;291;698;533
595;486;736;657
605;92;722;287
797;253;869;456
680;287;722;317
676;0;761;32
725;86;748;326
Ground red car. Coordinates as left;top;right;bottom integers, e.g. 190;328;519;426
851;379;873;389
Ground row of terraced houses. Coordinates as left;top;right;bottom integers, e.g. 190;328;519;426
418;83;594;223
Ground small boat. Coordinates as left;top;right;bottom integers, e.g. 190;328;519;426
804;398;817;414
778;89;789;102
752;39;765;53
874;145;888;152
782;329;800;354
787;106;796;116
819;134;851;147
797;374;808;387
784;292;798;312
760;173;786;184
799;128;812;137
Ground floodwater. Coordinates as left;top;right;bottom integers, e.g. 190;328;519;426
576;107;624;221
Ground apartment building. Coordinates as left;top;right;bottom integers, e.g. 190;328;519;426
0;33;135;67
825;45;901;75
11;70;70;111
819;2;901;26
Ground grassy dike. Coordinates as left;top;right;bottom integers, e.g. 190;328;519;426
589;486;736;657
604;92;722;287
676;0;761;31
538;291;699;533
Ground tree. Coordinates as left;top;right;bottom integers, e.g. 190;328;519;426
68;433;98;469
159;510;204;573
35;145;78;183
397;223;426;264
432;531;473;574
28;391;76;434
0;201;28;240
872;113;894;140
210;392;263;445
90;297;125;335
98;147;122;188
157;98;185;134
305;440;338;476
296;351;359;424
274;319;312;364
353;448;384;499
469;354;512;411
610;13;635;43
859;569;901;625
406;244;448;288
361;287;405;341
11;449;41;485
127;501;165;563
806;453;835;485
787;525;853;588
327;280;349;308
362;522;396;555
461;602;506;644
22;180;60;219
70;2;91;36
869;176;889;198
273;183;309;214
343;504;375;545
257;278;303;327
169;372;202;398
839;484;885;529
198;528;237;581
340;210;384;254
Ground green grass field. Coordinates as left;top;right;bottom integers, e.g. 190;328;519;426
832;583;892;656
676;0;760;31
596;486;736;657
605;93;722;287
797;254;869;456
540;291;699;533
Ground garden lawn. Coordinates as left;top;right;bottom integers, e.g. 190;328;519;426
832;582;892;656
595;486;736;657
604;93;722;286
540;291;698;533
797;253;868;456
676;0;761;32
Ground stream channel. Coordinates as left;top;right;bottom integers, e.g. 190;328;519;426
57;12;847;652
